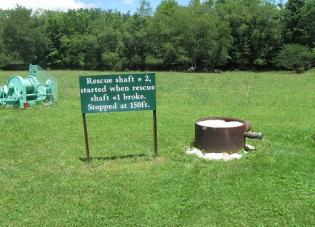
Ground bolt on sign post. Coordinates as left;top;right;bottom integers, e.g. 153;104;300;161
79;73;157;160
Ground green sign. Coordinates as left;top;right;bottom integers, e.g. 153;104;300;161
79;73;156;113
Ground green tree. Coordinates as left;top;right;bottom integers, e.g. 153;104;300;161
274;44;314;72
249;2;283;66
300;0;315;47
87;10;124;70
0;0;312;71
186;0;232;70
0;10;9;66
148;0;191;70
43;11;64;67
3;6;50;65
283;0;306;45
216;0;282;67
138;0;153;16
59;34;85;68
98;26;123;70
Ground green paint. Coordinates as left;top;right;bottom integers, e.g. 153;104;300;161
79;73;156;113
0;64;58;109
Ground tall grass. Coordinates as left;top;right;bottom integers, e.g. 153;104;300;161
0;70;314;226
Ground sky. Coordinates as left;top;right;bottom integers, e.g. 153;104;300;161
0;0;192;13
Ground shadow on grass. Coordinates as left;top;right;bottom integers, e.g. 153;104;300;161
79;153;147;162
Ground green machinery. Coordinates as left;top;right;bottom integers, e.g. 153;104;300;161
0;64;58;109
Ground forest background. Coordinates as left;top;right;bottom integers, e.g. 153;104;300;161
0;0;314;72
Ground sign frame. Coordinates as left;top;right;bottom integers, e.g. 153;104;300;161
79;73;158;160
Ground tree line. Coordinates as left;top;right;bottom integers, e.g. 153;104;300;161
0;0;314;71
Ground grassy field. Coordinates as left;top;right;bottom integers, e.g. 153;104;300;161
0;69;314;226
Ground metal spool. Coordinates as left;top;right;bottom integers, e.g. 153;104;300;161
0;64;58;109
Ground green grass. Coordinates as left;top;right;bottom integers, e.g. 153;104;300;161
0;70;314;226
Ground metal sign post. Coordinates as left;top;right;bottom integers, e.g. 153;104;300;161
153;110;158;157
82;113;90;160
79;73;157;160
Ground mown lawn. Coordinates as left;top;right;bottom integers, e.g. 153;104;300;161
0;70;314;226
